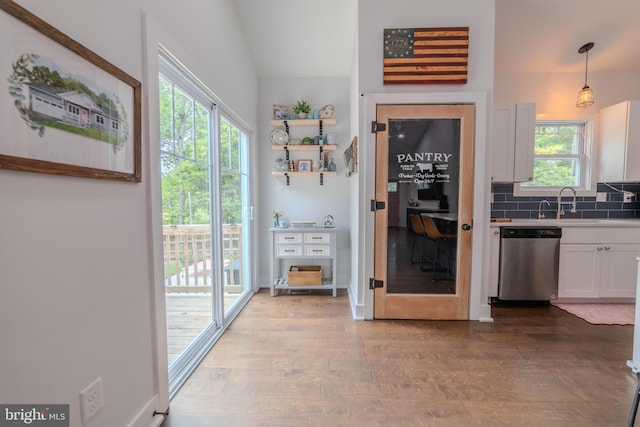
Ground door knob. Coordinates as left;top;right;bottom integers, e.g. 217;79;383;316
462;223;471;231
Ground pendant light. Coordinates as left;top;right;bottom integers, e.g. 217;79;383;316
576;42;595;108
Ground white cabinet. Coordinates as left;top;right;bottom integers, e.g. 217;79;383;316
558;244;601;298
558;227;640;299
491;103;536;183
559;244;640;298
270;228;337;296
600;244;640;297
598;100;640;182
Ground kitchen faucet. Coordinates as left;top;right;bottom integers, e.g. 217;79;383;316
556;186;577;219
538;199;551;219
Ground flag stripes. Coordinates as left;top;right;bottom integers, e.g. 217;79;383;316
383;27;469;85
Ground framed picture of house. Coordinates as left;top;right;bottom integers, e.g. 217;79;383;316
272;104;290;120
0;0;141;182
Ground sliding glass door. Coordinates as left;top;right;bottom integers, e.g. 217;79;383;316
219;116;251;314
158;54;253;396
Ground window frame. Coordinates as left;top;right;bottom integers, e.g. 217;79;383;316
514;119;596;197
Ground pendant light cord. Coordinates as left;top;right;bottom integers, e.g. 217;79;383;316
584;50;589;87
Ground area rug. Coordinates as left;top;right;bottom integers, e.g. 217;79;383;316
552;303;635;325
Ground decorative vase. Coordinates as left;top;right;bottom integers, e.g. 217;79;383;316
298;112;307;119
274;219;280;227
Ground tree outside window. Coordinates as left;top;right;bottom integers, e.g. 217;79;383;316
520;121;590;190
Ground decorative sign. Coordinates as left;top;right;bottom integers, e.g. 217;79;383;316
383;27;469;85
394;152;453;185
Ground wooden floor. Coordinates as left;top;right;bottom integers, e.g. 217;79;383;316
163;290;638;426
166;293;241;364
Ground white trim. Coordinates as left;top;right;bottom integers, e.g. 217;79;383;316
141;12;170;414
347;284;365;320
361;91;492;321
125;394;165;427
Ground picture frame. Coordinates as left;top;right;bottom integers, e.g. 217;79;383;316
297;159;312;173
272;104;290;120
0;0;141;182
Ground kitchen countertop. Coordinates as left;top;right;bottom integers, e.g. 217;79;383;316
490;218;640;227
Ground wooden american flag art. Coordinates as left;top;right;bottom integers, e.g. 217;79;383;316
383;27;469;85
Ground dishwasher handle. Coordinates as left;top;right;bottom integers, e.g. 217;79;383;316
501;227;562;238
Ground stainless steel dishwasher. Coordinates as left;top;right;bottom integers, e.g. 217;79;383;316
498;227;562;301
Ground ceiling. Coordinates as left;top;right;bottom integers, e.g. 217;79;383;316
233;0;640;79
233;0;357;78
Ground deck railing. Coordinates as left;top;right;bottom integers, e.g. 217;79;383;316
163;224;243;294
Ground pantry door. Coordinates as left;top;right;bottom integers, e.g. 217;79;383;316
373;104;474;319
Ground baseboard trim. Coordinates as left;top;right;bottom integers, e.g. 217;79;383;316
126;394;165;427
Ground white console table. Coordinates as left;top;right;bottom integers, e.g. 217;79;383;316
270;228;337;297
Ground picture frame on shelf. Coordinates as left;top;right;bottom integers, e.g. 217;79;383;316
297;159;312;172
0;0;141;182
272;104;290;120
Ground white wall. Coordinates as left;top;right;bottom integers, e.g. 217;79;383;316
257;78;352;288
356;0;496;320
495;70;640;117
0;1;257;426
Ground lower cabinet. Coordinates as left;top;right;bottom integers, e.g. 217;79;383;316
270;228;337;297
558;243;640;299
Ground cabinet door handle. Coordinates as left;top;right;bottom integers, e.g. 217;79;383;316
597;246;603;251
604;246;611;251
311;249;323;252
284;237;295;240
284;249;296;253
311;237;322;240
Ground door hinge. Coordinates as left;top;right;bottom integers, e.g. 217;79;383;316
370;199;386;211
369;278;383;289
371;121;386;133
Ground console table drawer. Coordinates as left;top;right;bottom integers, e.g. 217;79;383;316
276;233;303;244
304;246;331;257
304;233;331;244
276;246;302;257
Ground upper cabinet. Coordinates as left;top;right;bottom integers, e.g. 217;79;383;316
598;100;640;182
491;103;536;183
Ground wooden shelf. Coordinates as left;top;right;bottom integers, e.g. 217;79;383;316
272;171;336;177
273;277;335;292
271;145;337;151
271;118;336;127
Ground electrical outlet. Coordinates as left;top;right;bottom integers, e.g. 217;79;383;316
596;192;607;202
80;377;104;425
624;191;635;203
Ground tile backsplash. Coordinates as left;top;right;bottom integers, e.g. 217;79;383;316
491;182;640;219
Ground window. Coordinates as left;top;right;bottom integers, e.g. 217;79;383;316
515;120;594;196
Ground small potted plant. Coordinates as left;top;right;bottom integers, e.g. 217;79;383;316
292;99;311;119
273;210;282;227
